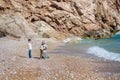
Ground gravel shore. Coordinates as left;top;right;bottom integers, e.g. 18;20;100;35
0;37;120;80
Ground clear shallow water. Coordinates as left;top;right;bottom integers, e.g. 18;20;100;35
65;32;120;61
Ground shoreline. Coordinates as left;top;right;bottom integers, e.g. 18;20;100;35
0;37;120;80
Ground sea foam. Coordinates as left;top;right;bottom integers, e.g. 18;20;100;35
63;37;82;43
116;31;120;35
87;46;120;61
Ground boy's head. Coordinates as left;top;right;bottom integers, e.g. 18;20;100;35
28;39;31;42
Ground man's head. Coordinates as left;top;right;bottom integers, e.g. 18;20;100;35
28;39;31;42
42;40;45;44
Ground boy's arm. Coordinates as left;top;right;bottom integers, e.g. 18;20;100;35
44;44;48;50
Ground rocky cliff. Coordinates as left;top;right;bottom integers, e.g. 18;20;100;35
0;0;120;39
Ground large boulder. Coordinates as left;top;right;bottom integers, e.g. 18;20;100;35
0;13;37;39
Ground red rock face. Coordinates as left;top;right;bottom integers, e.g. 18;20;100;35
0;0;120;39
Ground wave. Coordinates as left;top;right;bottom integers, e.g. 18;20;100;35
87;46;120;61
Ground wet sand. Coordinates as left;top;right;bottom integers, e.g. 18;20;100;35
0;37;120;80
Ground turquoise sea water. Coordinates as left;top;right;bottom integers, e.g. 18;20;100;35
51;32;120;61
73;32;120;61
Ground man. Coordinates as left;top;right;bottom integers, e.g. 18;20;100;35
40;41;48;59
28;39;32;58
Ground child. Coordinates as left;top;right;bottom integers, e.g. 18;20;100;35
28;39;32;58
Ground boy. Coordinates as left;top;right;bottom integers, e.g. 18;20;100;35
28;39;32;58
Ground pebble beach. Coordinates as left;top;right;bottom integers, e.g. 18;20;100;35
0;37;120;80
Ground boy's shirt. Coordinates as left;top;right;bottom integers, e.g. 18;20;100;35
28;42;32;50
40;44;48;51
